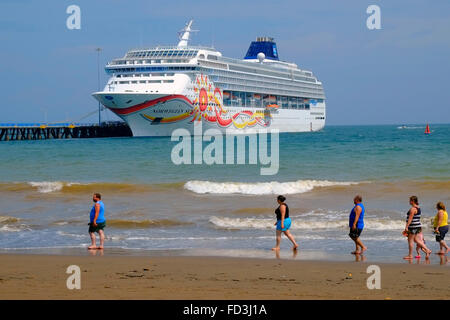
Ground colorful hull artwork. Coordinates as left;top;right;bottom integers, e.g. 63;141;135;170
119;75;271;129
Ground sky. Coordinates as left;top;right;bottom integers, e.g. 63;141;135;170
0;0;449;125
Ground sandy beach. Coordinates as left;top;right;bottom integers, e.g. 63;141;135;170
0;252;448;300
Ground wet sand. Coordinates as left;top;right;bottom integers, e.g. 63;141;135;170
0;253;449;300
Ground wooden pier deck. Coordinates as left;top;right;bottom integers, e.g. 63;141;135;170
0;122;132;141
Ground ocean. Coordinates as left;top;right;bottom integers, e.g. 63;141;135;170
0;124;449;263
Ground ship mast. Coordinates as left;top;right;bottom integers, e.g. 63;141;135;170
177;20;197;47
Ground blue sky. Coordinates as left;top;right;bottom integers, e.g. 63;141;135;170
0;0;449;125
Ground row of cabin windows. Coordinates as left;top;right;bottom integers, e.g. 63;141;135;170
115;80;174;84
126;50;198;58
211;73;322;92
228;64;316;83
123;59;190;64
106;66;198;74
222;91;323;109
115;73;175;78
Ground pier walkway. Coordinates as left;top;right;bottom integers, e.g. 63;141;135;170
0;122;132;141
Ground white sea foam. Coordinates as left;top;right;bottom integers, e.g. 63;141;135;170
209;216;404;231
0;216;19;224
118;233;407;243
28;181;80;193
121;236;275;241
53;221;69;226
56;231;85;239
184;180;359;195
0;224;31;232
56;233;274;242
397;126;424;130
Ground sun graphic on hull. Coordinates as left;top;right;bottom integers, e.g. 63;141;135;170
138;74;271;128
191;74;271;128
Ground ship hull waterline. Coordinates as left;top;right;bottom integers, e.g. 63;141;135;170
93;92;326;137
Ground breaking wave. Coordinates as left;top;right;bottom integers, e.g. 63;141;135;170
0;224;31;232
107;219;192;229
28;181;79;193
0;181;185;194
184;180;359;195
0;216;20;224
209;216;404;231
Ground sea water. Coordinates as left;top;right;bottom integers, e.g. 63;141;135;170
0;124;448;263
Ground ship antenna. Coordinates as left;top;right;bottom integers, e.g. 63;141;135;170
177;19;198;47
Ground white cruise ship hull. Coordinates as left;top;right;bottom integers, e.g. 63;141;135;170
93;90;325;137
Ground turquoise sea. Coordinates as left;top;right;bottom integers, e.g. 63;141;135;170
0;124;449;263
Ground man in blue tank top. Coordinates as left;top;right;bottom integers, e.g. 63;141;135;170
88;193;106;250
348;195;367;255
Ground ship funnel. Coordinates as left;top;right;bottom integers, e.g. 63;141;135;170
177;20;198;47
244;37;279;60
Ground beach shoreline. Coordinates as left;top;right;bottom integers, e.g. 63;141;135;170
0;246;448;264
0;252;448;300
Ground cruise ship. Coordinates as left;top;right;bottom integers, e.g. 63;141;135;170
92;20;326;136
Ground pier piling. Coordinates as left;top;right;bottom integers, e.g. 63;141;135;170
0;122;132;141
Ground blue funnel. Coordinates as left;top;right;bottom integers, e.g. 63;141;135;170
244;37;279;60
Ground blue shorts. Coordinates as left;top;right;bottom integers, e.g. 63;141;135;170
436;225;448;242
276;217;291;231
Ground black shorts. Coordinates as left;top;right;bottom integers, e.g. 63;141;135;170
349;228;363;240
408;227;422;235
436;225;449;242
89;222;106;233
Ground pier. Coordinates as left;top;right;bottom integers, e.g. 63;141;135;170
0;121;132;141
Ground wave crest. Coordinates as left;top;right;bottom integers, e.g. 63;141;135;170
28;181;75;193
209;216;404;231
185;180;358;195
0;216;20;224
107;219;191;229
0;181;185;194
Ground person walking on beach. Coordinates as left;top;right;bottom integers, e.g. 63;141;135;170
414;232;427;258
88;193;106;250
348;195;367;255
272;195;298;251
433;201;449;255
403;196;431;260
